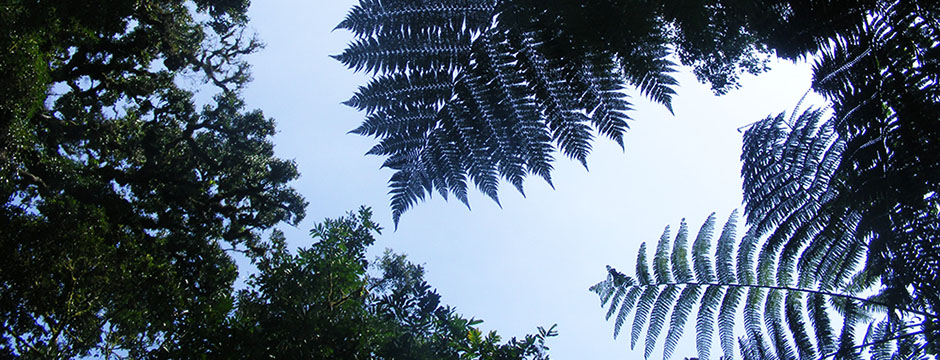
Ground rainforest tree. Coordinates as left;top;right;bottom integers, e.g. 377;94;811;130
1;0;306;356
224;208;557;360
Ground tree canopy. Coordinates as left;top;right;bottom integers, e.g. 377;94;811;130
1;0;305;356
0;1;553;358
227;208;557;360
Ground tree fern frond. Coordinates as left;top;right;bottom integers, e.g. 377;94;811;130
835;299;862;360
615;286;645;339
716;211;738;284
388;156;427;227
671;219;692;284
744;285;767;338
591;272;615;306
352;105;438;138
644;285;680;359
345;71;455;115
631;286;661;349
696;285;723;360
808;292;836;355
341;0;704;222
718;286;744;358
867;319;894;360
637;242;652;285
336;0;495;38
692;213;717;283
765;289;796;360
581;56;633;148
739;328;777;360
606;284;628;320
663;285;702;360
737;229;759;285
591;213;926;360
654;225;674;284
619;44;678;113
333;32;474;74
768;318;797;360
784;290;817;359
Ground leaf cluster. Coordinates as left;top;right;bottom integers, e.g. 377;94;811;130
226;208;557;360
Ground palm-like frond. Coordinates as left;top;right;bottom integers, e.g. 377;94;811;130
590;213;937;360
337;0;686;225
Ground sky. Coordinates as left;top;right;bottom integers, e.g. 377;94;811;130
241;1;826;358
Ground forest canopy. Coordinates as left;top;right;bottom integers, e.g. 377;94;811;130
0;1;552;358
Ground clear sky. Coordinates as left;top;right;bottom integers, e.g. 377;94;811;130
241;1;826;358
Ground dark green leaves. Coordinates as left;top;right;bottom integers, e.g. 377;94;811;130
0;1;305;357
229;208;556;359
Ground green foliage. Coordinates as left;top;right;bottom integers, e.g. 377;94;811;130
0;1;303;357
336;0;773;225
225;208;557;360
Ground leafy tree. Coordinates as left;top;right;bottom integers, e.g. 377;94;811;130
223;208;557;360
0;0;306;357
335;0;772;224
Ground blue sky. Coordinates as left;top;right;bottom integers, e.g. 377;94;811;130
241;1;826;358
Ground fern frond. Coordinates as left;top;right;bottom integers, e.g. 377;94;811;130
692;213;717;283
339;0;671;222
764;289;796;360
671;220;692;283
644;285;680;359
663;285;701;360
336;0;495;38
715;211;738;284
784;290;817;359
592;213;926;360
345;70;454;115
808;292;836;355
737;229;759;285
631;286;661;349
835;299;862;360
637;242;652;285
605;284;628;320
333;31;474;74
619;43;678;113
695;285;723;360
615;286;645;339
718;286;744;358
654;225;674;284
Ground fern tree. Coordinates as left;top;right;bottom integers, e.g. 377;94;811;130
335;0;771;224
592;1;939;358
591;212;938;360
